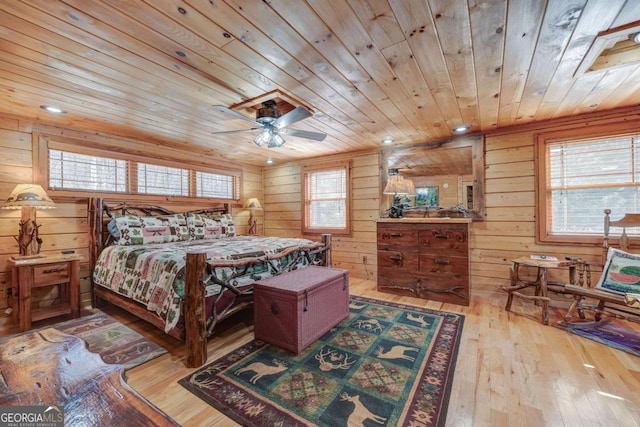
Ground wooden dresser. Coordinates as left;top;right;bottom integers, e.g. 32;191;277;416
377;218;471;306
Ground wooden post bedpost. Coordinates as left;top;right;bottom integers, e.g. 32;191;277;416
603;209;611;265
322;234;332;267
185;251;207;368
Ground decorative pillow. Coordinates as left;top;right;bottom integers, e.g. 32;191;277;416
113;215;182;245
107;217;121;242
186;213;225;240
213;213;236;237
596;248;640;295
156;214;189;241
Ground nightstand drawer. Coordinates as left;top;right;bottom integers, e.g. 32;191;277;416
33;262;70;286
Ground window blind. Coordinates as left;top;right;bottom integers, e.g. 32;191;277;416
49;150;127;192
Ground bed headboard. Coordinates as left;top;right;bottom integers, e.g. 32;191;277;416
88;198;231;270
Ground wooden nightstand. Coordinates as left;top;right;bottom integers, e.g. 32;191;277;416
9;254;82;332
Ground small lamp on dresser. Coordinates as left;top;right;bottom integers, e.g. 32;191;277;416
1;183;56;258
244;197;263;235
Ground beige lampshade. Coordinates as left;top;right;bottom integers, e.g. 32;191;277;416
2;184;56;209
244;198;263;210
383;175;411;195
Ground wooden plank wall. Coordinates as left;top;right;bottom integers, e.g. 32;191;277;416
264;152;380;281
0;115;262;314
266;107;640;297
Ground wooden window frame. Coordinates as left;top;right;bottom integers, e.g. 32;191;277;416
302;161;352;236
536;120;640;246
38;135;242;202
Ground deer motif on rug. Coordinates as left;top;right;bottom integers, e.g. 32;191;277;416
406;312;430;328
339;392;387;426
234;359;287;384
375;344;419;362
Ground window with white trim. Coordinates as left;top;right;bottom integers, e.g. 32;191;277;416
537;130;640;244
302;162;351;235
47;148;240;200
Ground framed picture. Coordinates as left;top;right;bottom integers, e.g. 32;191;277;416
415;186;438;207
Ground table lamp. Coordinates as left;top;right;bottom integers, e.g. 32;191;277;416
1;184;56;258
383;169;412;218
244;198;262;235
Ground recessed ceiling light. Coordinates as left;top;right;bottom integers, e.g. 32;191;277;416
452;125;470;133
40;105;66;114
266;159;274;165
381;137;394;144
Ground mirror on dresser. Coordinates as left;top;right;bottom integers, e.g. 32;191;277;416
380;135;485;220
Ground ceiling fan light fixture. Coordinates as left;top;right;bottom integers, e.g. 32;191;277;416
270;133;285;148
254;128;271;147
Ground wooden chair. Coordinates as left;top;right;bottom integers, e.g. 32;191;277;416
563;209;640;324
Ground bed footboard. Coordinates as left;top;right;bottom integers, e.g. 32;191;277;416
183;234;332;367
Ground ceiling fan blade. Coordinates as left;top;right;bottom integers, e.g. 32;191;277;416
274;106;312;129
213;105;261;126
211;128;260;135
279;128;327;141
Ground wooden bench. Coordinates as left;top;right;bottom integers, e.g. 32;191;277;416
563;284;640;324
561;209;640;324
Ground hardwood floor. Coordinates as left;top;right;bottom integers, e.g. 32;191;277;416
2;278;639;426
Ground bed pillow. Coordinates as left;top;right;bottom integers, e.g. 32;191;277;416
113;215;183;245
596;248;640;295
186;213;225;240
213;213;236;237
156;213;189;241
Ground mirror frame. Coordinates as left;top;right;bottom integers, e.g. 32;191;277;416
380;135;485;220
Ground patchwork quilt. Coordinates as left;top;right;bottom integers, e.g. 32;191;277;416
93;236;322;332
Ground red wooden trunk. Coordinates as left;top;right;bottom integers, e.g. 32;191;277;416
253;266;349;354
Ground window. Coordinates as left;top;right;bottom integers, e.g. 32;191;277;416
49;150;127;192
302;162;351;235
537;128;640;244
196;171;237;199
46;146;240;200
137;163;189;196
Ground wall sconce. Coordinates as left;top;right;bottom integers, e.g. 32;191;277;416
243;198;263;235
1;184;56;258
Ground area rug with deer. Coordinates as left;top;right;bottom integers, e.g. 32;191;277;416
179;295;464;427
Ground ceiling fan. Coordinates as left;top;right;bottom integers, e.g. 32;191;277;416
212;100;327;148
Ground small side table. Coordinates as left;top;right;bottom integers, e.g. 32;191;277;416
504;256;590;325
9;254;82;332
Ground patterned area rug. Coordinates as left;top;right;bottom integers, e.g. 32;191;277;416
555;321;640;357
179;295;464;427
52;311;167;369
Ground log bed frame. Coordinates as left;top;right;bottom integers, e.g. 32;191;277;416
87;198;332;367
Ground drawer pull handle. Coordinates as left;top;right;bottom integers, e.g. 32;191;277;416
382;232;403;239
435;259;449;265
389;253;404;267
43;268;64;274
434;233;449;239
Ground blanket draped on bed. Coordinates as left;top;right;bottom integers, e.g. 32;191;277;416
93;236;322;332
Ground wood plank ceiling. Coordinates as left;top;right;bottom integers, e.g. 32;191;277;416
1;0;640;167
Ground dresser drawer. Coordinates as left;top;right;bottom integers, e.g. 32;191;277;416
377;227;418;249
377;250;419;270
417;275;469;306
419;254;468;275
33;263;70;286
418;228;468;255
